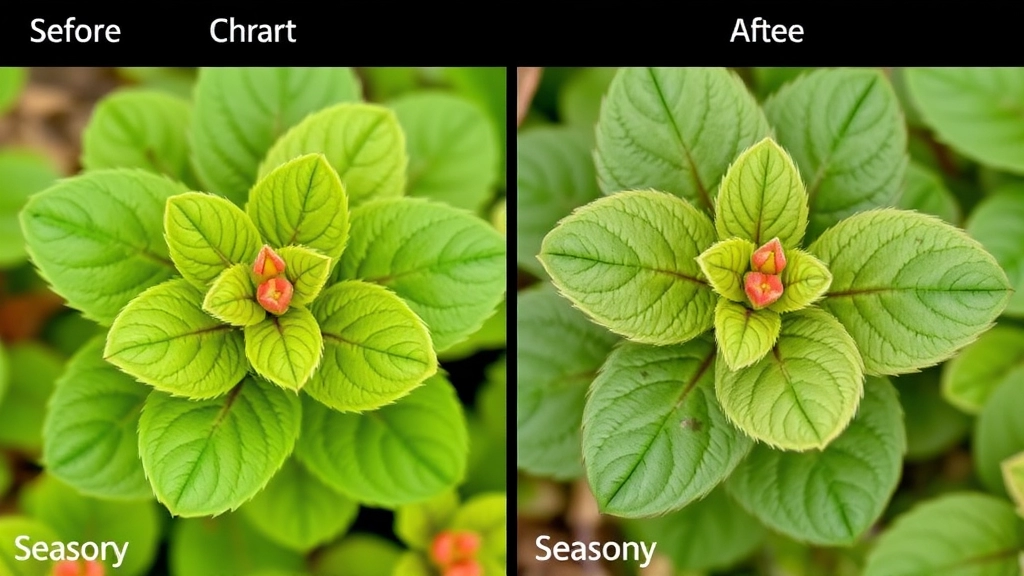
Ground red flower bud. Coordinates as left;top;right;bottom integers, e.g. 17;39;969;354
431;530;481;568
257;277;294;315
52;560;105;576
744;272;784;309
751;237;786;275
444;560;482;576
253;245;286;281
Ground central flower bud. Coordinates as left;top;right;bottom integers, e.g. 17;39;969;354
257;276;294;315
744;271;783;309
253;245;286;282
430;530;482;576
751;237;786;275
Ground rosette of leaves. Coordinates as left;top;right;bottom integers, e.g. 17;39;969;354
19;74;506;533
528;66;1011;551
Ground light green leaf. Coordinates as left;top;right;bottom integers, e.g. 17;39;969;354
20;169;185;325
941;326;1024;414
43;337;152;501
395;490;459;550
337;198;505;351
391;553;432;576
900;161;961;225
539;189;717;346
313;534;403;576
623;486;765;572
259;103;405;206
965;185;1024;318
105;279;247;399
437;298;505;362
202;263;265;327
449;493;507;561
0;150;59;267
696;237;755;303
164;191;263;288
296;375;468;508
240;457;358;552
752;67;811;100
714;299;781;371
906;67;1024;174
716;307;865;451
1003;452;1024;514
895;368;971;462
558;67;618;129
191;67;361;204
304;280;436;412
518;285;619;480
862;492;1024;576
139;376;301;517
81;89;198;187
245;306;323;391
277;245;331;306
0;343;63;452
247;153;350;264
0;67;26;113
0;517;60;576
391;91;498;212
21;475;161;576
516;126;602;278
583;337;753;517
727;377;905;545
767;248;832;314
810;208;1012;375
975;376;1024;496
444;67;506;181
170;514;304;576
715;137;809;247
594;67;771;212
765;68;907;240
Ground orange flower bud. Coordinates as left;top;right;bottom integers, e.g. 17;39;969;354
253;245;286;281
744;271;784;309
257;277;294;315
444;560;482;576
431;530;481;568
751;237;786;275
52;560;105;576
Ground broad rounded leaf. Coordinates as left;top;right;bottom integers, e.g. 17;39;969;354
715;137;809;247
0;517;60;576
863;492;1024;576
313;535;403;576
171;514;304;576
975;376;1024;496
716;307;865;451
896;369;971;462
810;209;1012;375
20;169;184;325
245;306;324;391
517;285;619;480
765;68;907;240
165;191;263;288
539;190;717;346
105;279;247;399
558;67;618;128
259;103;405;206
0;344;62;452
43;337;152;500
277;245;331;306
138;376;301;517
942;325;1024;414
965;185;1024;318
296;375;468;508
696;238;755;303
203;263;265;327
727;377;905;545
900;161;961;224
1003;451;1024;514
906;67;1024;174
191;67;361;204
337;197;505;351
304;280;436;412
0;150;59;267
714;299;781;371
767;248;832;314
583;338;753;517
595;67;771;212
247;153;350;264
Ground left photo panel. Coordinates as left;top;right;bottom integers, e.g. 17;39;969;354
0;67;507;576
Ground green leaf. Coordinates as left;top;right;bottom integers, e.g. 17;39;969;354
1003;452;1024;514
313;534;403;576
81;89;198;188
905;67;1024;174
716;307;865;451
696;238;755;303
304;280;436;412
539;189;717;345
0;150;59;267
259;103;405;206
594;67;771;212
394;490;459;549
558;67;618;129
244;306;323;391
765;68;907;240
715;137;809;247
191;67;361;204
296;375;468;508
277;245;331;306
768;248;833;314
138;376;301;517
810;208;1012;375
714;299;781;370
391;553;432;576
516;127;602;278
752;67;811;100
0;344;63;453
623;486;765;572
240;457;358;552
0;516;60;576
975;377;1024;496
170;514;305;576
247;153;350;265
727;377;905;545
862;492;1024;576
19;169;184;325
0;67;26;113
337;197;506;351
583;337;753;517
895;369;971;462
942;326;1024;414
391;91;498;212
43;337;152;501
437;298;505;362
899;161;961;225
444;67;506;181
21;475;161;576
517;285;619;480
202;263;265;327
449;493;507;561
164;191;263;288
105;279;247;399
965;185;1024;318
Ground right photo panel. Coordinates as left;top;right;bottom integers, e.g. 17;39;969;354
516;67;1024;575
